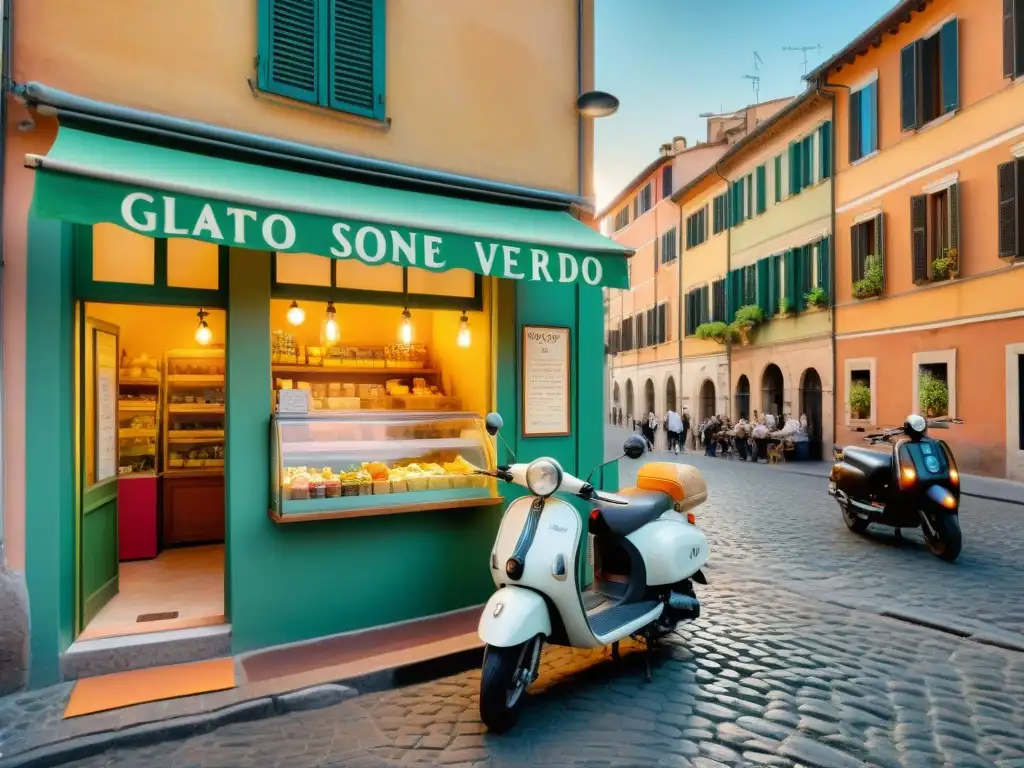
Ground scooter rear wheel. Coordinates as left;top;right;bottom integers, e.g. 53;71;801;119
479;637;541;733
840;501;870;533
923;514;962;562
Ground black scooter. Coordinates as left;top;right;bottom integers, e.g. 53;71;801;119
828;414;965;562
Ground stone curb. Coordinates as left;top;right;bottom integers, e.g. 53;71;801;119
0;645;484;768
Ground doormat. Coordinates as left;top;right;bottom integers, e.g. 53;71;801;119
137;611;179;622
63;658;236;718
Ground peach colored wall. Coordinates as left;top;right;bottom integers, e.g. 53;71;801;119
13;0;589;196
835;317;1024;477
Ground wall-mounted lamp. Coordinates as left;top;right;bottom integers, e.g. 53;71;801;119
575;91;620;119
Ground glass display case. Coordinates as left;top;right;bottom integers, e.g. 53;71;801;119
163;348;226;475
271;411;501;521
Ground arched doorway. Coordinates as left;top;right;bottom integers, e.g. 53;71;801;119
612;382;621;424
644;379;655;416
761;364;784;418
800;368;824;460
735;375;750;420
666;376;677;413
699;379;716;421
625;380;635;426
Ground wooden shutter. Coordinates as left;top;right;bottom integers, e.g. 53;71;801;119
658;303;667;343
774;155;783;202
793;247;806;312
756;165;767;214
328;0;386;119
874;213;886;292
783;249;797;310
756;258;771;315
998;160;1019;260
939;19;960;113
948;182;961;265
259;0;321;104
789;142;801;195
819;121;833;179
817;236;831;301
901;41;921;131
803;136;814;187
911;195;929;283
850;222;862;282
848;89;862;162
1005;0;1018;79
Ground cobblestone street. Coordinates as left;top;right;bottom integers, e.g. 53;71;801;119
54;448;1024;768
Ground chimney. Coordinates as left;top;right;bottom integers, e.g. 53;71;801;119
672;136;687;153
659;143;672;157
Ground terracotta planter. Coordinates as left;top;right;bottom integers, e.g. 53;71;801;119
737;326;751;346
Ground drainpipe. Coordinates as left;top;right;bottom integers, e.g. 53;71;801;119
818;81;845;450
711;156;731;418
576;0;584;200
0;0;13;556
676;198;683;417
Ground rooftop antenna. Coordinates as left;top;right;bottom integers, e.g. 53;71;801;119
743;73;761;108
783;44;822;77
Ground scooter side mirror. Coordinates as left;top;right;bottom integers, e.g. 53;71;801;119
623;435;646;460
485;412;503;436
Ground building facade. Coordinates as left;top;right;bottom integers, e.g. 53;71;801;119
2;0;627;689
811;0;1024;478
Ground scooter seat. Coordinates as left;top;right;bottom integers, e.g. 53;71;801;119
841;446;892;483
595;488;674;537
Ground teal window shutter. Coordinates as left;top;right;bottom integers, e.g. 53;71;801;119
747;174;754;218
783;249;797;309
802;136;814;187
940;19;960;113
725;271;736;321
258;0;321;104
817;236;831;301
756;258;770;314
819;121;833;179
774;155;783;203
328;0;387;120
789;142;801;196
756;165;767;214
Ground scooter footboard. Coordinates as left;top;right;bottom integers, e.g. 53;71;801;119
478;587;551;648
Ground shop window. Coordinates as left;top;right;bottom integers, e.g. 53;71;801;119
257;0;386;121
913;350;957;418
167;239;220;290
92;224;155;285
848;79;878;162
276;253;332;287
335;259;403;292
845;357;876;425
902;20;959;131
407;267;475;299
911;182;961;284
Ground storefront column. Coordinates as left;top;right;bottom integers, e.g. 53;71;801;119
224;248;272;641
24;212;76;687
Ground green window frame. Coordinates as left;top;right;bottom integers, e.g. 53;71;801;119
819;121;833;180
789;140;802;197
774;155;783;203
755;165;767;215
257;0;387;121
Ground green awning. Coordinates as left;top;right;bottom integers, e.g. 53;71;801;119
28;128;632;288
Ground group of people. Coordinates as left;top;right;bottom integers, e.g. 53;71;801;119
696;411;810;462
612;407;692;454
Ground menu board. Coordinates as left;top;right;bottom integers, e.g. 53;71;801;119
522;325;571;437
278;388;310;414
94;329;118;482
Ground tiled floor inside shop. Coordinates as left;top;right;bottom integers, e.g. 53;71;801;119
79;545;226;640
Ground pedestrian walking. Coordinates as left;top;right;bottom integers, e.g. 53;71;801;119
666;407;683;455
643;412;658;451
680;408;690;452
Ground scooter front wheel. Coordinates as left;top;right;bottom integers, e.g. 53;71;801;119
923;514;962;562
479;637;542;733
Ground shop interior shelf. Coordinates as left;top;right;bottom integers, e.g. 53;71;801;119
167;429;225;441
118;400;158;412
120;377;161;386
167;374;225;385
272;488;501;523
281;436;483;464
164;467;224;476
272;364;438;376
119;428;157;438
169;403;225;414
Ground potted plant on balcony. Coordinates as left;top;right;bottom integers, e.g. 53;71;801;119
852;255;884;300
918;372;949;418
804;286;829;311
731;305;764;345
849;381;871;421
695;321;738;345
777;297;793;319
931;247;959;281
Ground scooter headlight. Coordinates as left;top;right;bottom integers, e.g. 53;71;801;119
526;459;562;497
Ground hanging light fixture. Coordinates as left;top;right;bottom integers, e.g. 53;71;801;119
321;301;340;344
398;308;413;345
286;300;305;326
456;311;471;348
194;308;213;346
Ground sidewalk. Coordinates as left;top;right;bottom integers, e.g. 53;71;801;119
604;425;1024;506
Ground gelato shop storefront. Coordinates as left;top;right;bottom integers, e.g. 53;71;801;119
23;124;630;686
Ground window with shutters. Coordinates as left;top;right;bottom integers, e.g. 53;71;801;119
656;303;668;344
711;279;726;323
660;228;678;265
901;20;959;132
712;192;730;235
613;206;630;232
850;215;882;283
633;313;644;349
1006;0;1024;79
742;265;757;306
999;159;1023;261
646;307;657;346
774;154;784;203
685;288;711;336
258;0;386;120
798;245;815;297
661;165;674;200
620;317;633;352
685;208;707;249
637;184;654;216
818;121;833;180
911;183;961;283
848;80;878;163
755;165;767;215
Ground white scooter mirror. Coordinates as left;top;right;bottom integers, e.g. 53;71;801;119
485;413;503;436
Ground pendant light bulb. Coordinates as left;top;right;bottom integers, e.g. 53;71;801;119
456;311;471;348
399;308;413;345
321;301;340;345
195;308;213;346
286;300;305;326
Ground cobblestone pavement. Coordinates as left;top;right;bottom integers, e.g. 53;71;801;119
62;581;1024;768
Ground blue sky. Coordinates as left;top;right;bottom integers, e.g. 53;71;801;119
593;0;898;207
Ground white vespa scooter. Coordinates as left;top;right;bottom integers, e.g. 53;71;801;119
474;414;710;732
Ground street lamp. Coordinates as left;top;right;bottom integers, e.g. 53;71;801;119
575;91;620;118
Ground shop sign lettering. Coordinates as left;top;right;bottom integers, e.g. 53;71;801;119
119;191;605;286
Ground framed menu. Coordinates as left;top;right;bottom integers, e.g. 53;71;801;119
522;325;571;437
94;329;119;482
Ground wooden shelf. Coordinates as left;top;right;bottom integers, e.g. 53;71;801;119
118;401;158;412
169;404;225;414
120;377;160;386
272;365;438;376
269;495;502;524
164;468;224;477
167;374;225;384
119;428;157;438
167;429;224;441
